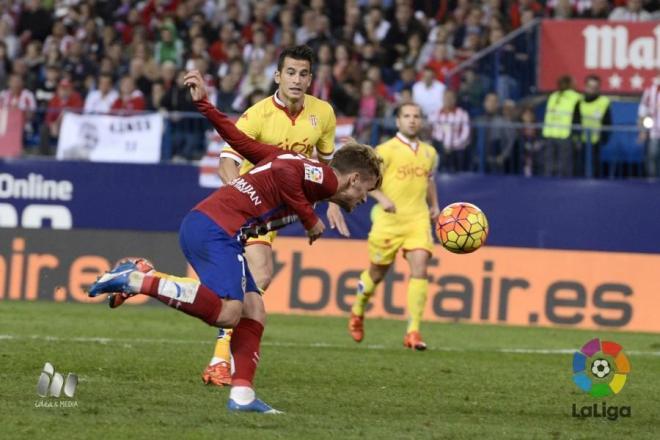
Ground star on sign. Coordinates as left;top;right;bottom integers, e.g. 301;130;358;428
630;74;644;89
608;73;622;89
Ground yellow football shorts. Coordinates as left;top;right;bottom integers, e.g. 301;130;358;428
367;220;434;266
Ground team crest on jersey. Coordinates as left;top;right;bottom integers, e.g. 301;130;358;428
304;163;324;183
309;114;318;127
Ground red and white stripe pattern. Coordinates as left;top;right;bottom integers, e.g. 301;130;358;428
639;79;660;139
0;89;37;112
431;107;470;150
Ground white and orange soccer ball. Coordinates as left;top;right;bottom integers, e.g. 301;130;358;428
435;202;489;254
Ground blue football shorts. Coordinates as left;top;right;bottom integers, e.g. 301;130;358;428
178;210;257;301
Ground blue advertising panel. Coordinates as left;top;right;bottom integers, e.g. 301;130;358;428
1;159;659;253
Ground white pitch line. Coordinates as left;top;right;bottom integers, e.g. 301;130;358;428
1;334;660;357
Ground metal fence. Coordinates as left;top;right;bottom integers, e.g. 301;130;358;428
8;109;654;179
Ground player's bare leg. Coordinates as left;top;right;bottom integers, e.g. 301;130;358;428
203;243;273;387
349;263;390;342
402;250;431;351
88;262;243;328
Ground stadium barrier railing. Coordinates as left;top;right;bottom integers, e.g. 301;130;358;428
3;108;651;179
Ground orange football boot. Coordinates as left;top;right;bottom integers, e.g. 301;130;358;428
403;331;427;351
348;313;364;343
201;361;232;387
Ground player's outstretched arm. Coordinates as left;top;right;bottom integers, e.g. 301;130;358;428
183;70;279;164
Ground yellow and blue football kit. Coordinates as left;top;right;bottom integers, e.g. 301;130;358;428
368;133;438;265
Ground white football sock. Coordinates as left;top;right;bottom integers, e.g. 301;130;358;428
230;386;255;405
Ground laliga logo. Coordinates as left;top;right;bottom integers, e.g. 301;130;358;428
571;338;631;421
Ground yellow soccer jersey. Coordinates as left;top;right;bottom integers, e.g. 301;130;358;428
220;92;336;173
373;133;438;222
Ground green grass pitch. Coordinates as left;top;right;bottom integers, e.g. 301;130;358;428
1;301;659;439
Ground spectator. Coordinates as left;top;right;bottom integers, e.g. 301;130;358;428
236;58;272;112
111;75;146;114
0;41;13;90
638;69;660;177
160;70;206;161
16;0;53;43
509;0;544;29
40;78;83;155
382;3;425;66
0;73;37;125
362;6;391;44
391;65;417;100
209;23;238;64
61;40;96;91
242;1;276;43
609;0;652;20
355;79;384;143
311;64;334;102
412;66;446;118
518;106;544;177
154;22;184;67
129;57;154;101
425;43;458;88
581;0;612;18
34;64;60;113
296;10;318;45
216;75;239;113
84;72;119;114
576;75;612;178
242;28;268;63
0;18;19;60
431;89;471;172
476;93;517;173
542;75;582;177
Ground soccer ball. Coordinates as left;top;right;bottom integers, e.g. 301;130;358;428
436;202;489;254
591;359;611;378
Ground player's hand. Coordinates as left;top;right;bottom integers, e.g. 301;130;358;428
327;202;350;237
183;70;208;102
381;198;396;213
307;219;326;245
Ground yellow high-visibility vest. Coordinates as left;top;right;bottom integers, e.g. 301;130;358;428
579;96;610;144
543;90;582;139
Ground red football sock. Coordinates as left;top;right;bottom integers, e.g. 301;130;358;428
140;275;223;326
230;318;264;387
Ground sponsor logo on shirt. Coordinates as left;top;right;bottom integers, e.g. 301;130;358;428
304;164;323;183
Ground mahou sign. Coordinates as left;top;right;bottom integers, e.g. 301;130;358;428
540;20;660;94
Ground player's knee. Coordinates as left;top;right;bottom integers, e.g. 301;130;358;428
255;273;272;291
215;300;242;328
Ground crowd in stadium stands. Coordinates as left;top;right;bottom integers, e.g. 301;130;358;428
0;0;658;174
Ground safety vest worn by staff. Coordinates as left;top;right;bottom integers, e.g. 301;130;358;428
579;96;610;144
543;90;582;139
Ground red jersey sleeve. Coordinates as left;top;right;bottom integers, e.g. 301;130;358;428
271;160;318;230
195;98;280;164
271;159;338;230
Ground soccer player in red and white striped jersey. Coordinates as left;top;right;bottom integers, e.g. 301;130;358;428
0;73;37;119
638;71;660;177
430;89;470;172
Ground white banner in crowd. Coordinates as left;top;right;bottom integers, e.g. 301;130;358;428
57;112;164;163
